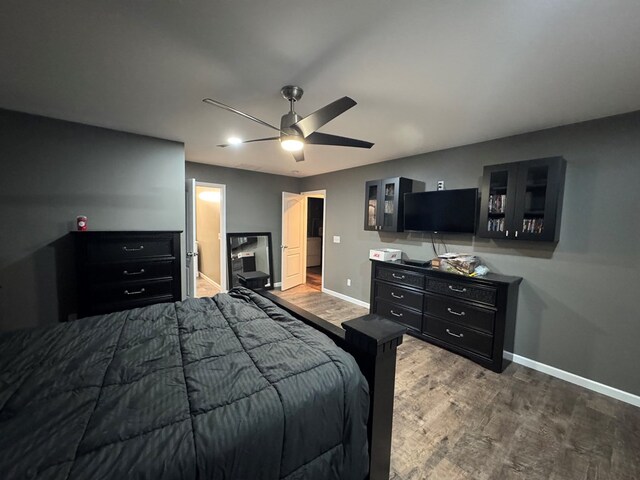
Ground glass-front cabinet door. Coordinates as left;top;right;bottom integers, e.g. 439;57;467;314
478;163;518;238
513;157;565;242
364;180;380;230
381;178;399;231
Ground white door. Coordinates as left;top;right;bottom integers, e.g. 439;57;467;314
185;178;198;297
281;192;305;290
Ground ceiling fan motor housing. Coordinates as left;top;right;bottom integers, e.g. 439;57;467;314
280;85;304;103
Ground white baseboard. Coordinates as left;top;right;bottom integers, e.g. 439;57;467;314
322;287;370;309
199;272;221;290
504;351;640;408
274;282;282;288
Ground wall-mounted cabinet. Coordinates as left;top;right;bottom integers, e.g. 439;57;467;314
364;177;415;232
478;157;566;242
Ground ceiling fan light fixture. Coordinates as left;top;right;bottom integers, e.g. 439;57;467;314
280;138;304;152
227;136;242;145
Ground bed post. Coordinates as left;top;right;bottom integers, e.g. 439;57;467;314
342;314;406;480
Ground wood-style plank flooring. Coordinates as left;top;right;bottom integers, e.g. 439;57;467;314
306;266;322;290
196;276;221;298
273;285;640;480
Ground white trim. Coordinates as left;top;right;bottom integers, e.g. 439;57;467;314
504;351;640;408
322;287;370;309
195;181;227;292
198;272;221;290
274;282;282;288
301;189;327;292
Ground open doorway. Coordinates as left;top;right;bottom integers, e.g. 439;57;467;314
280;189;326;292
303;190;325;291
186;179;227;298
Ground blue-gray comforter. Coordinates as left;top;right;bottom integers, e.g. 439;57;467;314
0;287;369;479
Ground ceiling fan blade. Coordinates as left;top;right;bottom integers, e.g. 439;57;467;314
217;136;279;148
292;149;305;162
293;96;357;138
203;98;282;133
305;132;374;149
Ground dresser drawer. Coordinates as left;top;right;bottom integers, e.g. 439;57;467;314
375;299;422;332
90;279;174;305
425;295;494;334
425;277;497;306
376;266;424;289
375;282;424;311
88;260;174;283
86;237;174;263
423;316;493;358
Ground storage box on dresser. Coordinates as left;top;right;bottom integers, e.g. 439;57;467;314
370;259;522;372
74;231;182;318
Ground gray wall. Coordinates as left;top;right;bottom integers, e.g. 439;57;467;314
0;109;185;332
301;111;640;396
185;162;301;284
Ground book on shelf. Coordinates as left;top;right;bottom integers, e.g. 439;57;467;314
487;217;505;232
522;218;544;234
488;194;506;214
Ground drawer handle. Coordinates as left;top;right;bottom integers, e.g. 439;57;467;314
391;273;405;280
123;269;145;276
390;310;404;318
124;288;146;295
123;245;145;252
447;307;466;317
446;328;464;338
448;285;467;293
391;292;404;299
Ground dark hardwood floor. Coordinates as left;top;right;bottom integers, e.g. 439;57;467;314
306;266;322;290
273;285;640;480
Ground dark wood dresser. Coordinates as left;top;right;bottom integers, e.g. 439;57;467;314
370;259;522;372
74;231;182;318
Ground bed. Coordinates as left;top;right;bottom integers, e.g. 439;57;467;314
0;287;404;480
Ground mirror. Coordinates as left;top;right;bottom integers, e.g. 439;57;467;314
226;232;275;290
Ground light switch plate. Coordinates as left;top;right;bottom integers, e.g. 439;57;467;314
333;235;341;243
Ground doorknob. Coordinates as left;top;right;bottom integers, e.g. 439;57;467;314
281;245;288;249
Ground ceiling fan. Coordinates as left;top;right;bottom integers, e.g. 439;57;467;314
202;85;374;162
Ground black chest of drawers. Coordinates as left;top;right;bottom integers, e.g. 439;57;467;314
370;259;522;372
74;231;182;318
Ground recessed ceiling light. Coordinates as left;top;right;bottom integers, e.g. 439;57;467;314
227;137;242;145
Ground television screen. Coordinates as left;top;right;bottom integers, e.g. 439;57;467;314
404;188;478;233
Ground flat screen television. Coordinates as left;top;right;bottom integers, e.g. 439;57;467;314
404;188;478;233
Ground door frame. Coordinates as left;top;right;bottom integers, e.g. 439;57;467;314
301;189;326;291
185;178;228;297
194;181;228;292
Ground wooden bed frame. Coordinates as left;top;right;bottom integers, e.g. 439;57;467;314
258;290;406;480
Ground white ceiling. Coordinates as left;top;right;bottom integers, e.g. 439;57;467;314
1;1;639;177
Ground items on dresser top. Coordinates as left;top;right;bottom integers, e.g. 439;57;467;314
370;259;521;372
433;253;481;276
369;248;402;261
73;231;182;318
